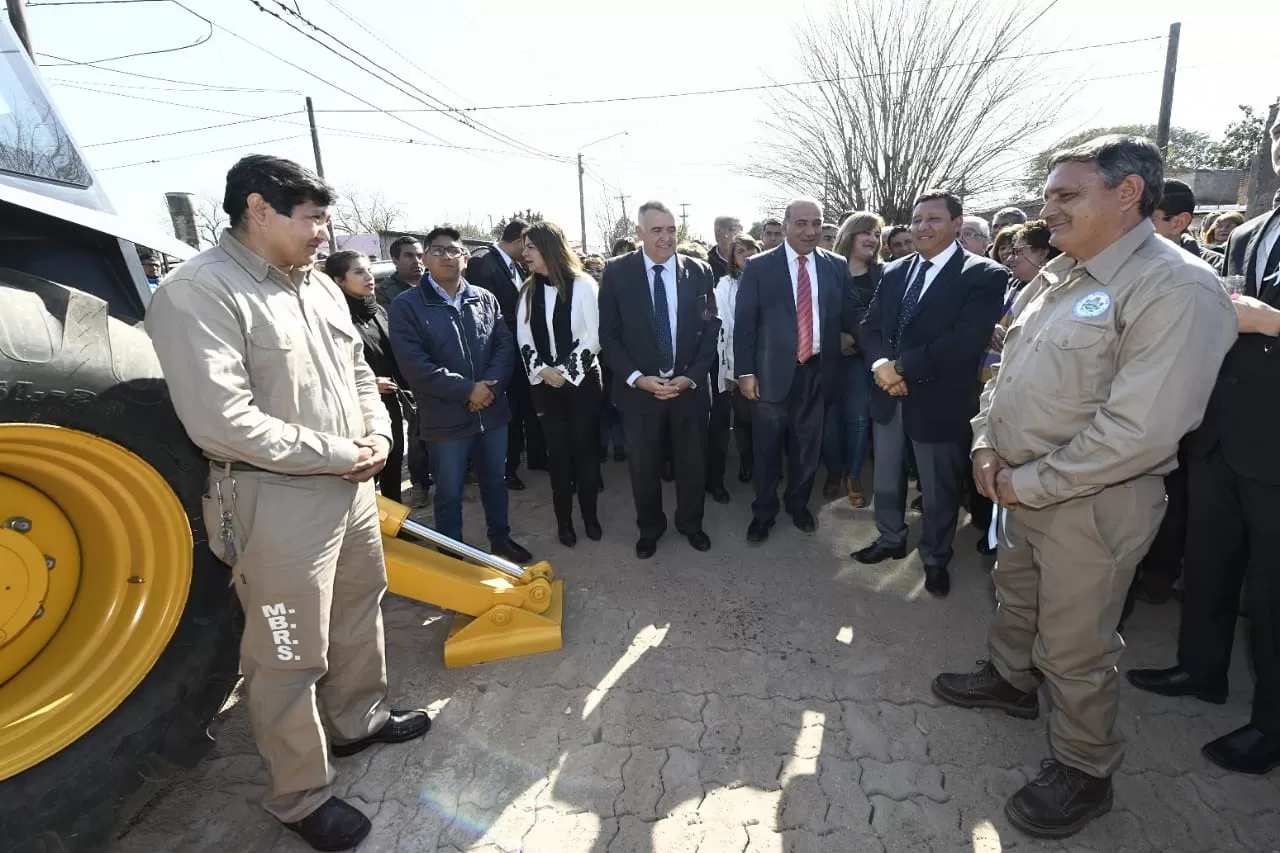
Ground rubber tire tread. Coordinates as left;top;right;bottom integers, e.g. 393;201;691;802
0;271;241;853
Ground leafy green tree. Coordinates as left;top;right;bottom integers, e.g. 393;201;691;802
1212;105;1267;170
1023;125;1217;196
493;209;544;238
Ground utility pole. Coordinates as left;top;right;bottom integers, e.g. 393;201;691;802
1155;22;1181;158
679;203;690;236
577;153;587;253
7;0;35;60
305;96;337;253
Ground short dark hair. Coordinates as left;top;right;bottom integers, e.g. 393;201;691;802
1047;134;1164;218
223;154;334;228
323;249;365;281
501;219;529;243
914;189;962;220
763;217;783;228
1157;179;1196;217
424;225;462;244
1017;220;1061;261
611;237;637;257
389;235;421;258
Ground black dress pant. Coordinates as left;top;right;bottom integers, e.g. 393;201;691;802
751;359;823;522
378;393;405;503
1120;448;1188;623
708;386;753;489
1179;448;1280;731
531;370;603;527
621;388;709;539
507;373;547;475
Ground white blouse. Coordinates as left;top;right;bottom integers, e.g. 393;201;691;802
713;274;740;393
516;274;601;387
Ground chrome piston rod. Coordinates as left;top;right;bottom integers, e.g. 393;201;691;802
398;517;527;579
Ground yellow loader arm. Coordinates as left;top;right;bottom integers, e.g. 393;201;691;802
376;496;564;668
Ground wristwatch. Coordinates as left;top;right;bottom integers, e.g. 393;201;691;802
893;358;906;379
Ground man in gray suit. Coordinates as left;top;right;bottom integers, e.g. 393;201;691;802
735;198;861;543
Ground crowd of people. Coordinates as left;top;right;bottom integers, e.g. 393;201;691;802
140;111;1280;851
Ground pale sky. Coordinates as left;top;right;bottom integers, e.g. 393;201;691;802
25;0;1279;251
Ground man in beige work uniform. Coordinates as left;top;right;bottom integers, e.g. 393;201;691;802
931;136;1237;838
147;155;429;852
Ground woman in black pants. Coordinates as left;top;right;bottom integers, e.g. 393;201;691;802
324;250;408;503
517;222;603;546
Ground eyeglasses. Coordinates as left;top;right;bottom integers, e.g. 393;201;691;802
426;246;466;258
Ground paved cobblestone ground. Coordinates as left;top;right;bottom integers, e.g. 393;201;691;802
114;461;1279;853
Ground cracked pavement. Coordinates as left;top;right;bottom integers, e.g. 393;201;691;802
113;463;1280;852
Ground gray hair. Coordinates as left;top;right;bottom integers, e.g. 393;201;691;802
961;216;990;238
993;206;1028;225
713;215;741;233
783;197;823;223
1047;134;1164;218
637;200;674;228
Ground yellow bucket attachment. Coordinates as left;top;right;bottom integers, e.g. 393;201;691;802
377;496;563;668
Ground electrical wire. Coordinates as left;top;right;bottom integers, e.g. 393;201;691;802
317;35;1165;114
80;111;301;148
39;11;212;66
38;51;301;92
96;134;307;170
44;76;298;95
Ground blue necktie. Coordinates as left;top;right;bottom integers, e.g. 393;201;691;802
894;259;932;356
652;264;674;373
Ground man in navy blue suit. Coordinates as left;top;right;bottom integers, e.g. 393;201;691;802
853;190;1006;596
735;198;861;543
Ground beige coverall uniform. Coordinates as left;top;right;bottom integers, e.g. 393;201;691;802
975;219;1237;778
146;231;394;822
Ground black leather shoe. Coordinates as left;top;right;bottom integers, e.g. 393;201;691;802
931;659;1040;719
613;448;627;462
738;463;752;483
1125;666;1227;704
686;530;711;551
822;471;841;499
282;797;371;852
924;565;951;597
791;509;816;532
636;537;658;559
708;484;731;504
332;710;431;758
1005;759;1112;839
852;541;908;563
662;462;674;482
505;472;526;491
1202;724;1280;774
746;518;772;544
910;495;924;512
583;517;603;541
558;523;577;548
492;539;532;564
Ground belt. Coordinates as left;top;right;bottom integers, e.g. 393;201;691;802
796;355;819;367
207;458;270;473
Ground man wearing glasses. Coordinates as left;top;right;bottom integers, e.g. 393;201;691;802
388;226;532;564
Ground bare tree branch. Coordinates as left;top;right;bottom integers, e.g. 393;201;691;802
193;193;228;248
745;0;1063;223
332;188;404;235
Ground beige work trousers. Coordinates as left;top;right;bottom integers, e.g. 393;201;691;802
203;468;391;823
987;475;1166;778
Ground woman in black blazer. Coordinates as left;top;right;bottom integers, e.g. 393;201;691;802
324;250;408;503
516;222;603;547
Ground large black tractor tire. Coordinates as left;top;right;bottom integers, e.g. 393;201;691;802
0;270;242;853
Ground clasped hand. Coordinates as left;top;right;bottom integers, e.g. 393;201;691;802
467;380;499;412
873;362;908;397
972;448;1020;508
343;435;390;482
637;375;692;399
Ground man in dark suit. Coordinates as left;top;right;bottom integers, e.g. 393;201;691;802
853;190;1006;596
1128;116;1280;774
466;219;546;490
735;198;860;543
599;200;720;558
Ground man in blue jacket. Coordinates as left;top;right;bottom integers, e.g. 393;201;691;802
389;225;531;564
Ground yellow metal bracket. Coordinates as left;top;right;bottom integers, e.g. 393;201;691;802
376;496;564;668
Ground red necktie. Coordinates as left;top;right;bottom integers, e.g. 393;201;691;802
796;255;813;362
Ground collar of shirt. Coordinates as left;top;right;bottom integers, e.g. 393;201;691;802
913;239;959;282
493;244;519;278
427;273;467;310
642;250;677;283
783;240;813;271
220;229;310;288
1081;218;1157;286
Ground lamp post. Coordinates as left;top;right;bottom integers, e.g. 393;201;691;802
577;131;628;253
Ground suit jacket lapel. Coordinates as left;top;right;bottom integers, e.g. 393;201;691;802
778;249;797;321
1247;208;1280;300
908;248;963;325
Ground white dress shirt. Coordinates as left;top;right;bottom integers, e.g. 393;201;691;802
870;241;960;370
627;251;680;385
493;244;522;288
783;241;821;356
1256;216;1280;290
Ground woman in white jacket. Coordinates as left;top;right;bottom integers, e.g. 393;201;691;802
707;233;760;496
517;221;603;546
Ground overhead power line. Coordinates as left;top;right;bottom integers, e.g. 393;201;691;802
38;51;300;92
317;34;1164;114
39;10;212;66
97;134;307;170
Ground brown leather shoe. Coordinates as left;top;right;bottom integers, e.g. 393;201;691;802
822;471;841;499
1005;759;1112;838
845;477;867;508
931;660;1040;719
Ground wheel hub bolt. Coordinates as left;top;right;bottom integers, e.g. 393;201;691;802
45;556;55;570
3;517;32;533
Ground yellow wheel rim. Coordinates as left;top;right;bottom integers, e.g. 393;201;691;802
0;424;192;780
